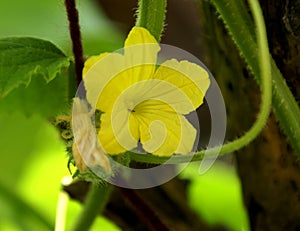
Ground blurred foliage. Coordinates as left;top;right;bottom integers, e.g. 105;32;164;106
0;113;120;230
0;0;122;230
0;0;124;55
181;162;250;231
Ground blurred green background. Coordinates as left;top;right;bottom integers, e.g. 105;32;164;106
0;0;124;55
0;0;122;230
0;0;249;230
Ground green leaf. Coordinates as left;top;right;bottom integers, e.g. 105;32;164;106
0;37;72;116
0;69;71;116
0;37;70;98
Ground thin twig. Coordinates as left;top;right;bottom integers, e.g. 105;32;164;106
64;0;84;87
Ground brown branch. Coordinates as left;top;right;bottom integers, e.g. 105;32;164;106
64;0;84;87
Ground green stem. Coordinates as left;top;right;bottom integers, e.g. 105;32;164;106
136;0;167;41
0;181;53;230
71;183;111;231
128;0;272;164
210;0;300;155
219;0;271;154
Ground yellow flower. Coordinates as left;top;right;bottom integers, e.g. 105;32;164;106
83;27;210;156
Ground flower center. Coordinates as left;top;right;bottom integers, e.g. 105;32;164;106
125;100;135;112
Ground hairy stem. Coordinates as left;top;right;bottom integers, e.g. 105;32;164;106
64;0;84;87
210;0;300;155
136;0;167;41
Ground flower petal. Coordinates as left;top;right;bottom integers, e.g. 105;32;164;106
124;27;159;66
82;53;110;76
84;55;153;112
124;27;159;84
153;59;210;113
83;27;160;112
98;110;139;154
125;27;158;47
83;52;125;110
134;100;197;156
125;79;196;115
